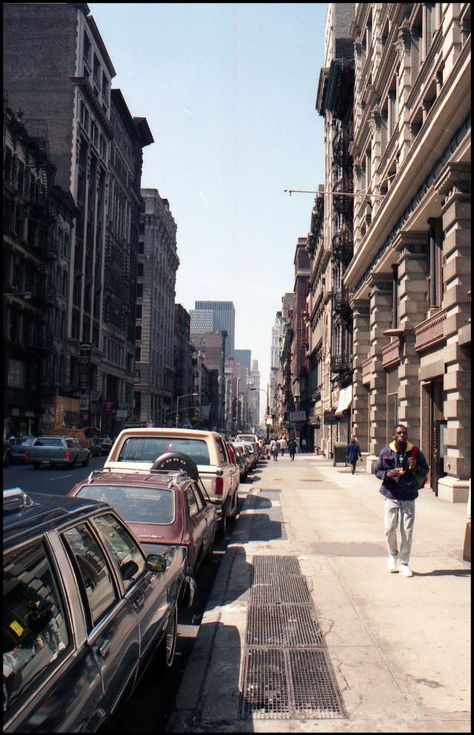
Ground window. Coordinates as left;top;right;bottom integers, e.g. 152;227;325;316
428;217;443;308
3;543;70;715
185;486;199;517
62;524;117;628
191;483;206;511
8;359;25;389
215;437;228;464
94;514;146;591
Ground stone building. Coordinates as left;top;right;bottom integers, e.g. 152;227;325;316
3;102;76;437
102;90;153;435
174;303;195;423
307;2;355;457
134;189;179;426
345;3;470;501
290;238;311;446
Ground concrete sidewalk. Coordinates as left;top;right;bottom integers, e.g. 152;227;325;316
167;454;471;733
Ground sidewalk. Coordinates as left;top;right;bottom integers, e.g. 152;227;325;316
167;454;471;733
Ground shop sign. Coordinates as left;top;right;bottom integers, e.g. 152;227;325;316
289;410;306;422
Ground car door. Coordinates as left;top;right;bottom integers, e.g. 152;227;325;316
192;481;217;552
92;512;170;669
184;483;208;573
61;521;141;714
3;537;105;733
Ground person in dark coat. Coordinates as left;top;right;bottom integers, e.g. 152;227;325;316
288;437;297;461
346;436;362;474
374;424;429;577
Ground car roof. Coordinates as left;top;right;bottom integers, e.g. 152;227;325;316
3;489;110;547
116;428;222;439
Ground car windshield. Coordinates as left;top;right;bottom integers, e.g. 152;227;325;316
75;485;175;524
117;437;210;465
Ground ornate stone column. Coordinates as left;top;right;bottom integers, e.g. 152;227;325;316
394;17;413;166
392;231;429;445
435;163;471;501
367;274;392;463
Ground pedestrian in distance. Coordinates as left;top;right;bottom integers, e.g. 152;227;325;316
270;438;279;461
288;437;297;461
279;437;287;456
347;435;362;474
375;423;429;577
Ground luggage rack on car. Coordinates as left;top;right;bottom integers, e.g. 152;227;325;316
85;467;190;487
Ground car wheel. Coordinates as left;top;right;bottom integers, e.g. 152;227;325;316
159;605;177;669
217;507;228;539
82;454;90;467
228;491;238;520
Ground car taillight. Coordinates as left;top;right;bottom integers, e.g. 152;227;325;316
65;451;71;461
215;477;224;496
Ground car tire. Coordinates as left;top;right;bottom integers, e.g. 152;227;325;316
217;507;228;539
228;491;238;520
82;454;90;467
158;604;177;669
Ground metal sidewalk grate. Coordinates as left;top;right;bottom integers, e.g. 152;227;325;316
252;555;301;581
241;555;347;721
246;604;324;647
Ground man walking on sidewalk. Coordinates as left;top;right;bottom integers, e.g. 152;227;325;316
347;435;362;474
375;424;429;577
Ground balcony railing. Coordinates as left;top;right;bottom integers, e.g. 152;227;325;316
414;309;447;352
330;355;351;373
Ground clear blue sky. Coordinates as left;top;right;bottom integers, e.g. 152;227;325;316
89;3;327;408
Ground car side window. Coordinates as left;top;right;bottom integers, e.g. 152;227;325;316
185;486;199;517
215;437;227;464
3;543;70;716
93;514;146;591
62;524;118;628
191;483;206;511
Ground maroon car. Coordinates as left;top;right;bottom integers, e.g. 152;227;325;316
68;467;218;580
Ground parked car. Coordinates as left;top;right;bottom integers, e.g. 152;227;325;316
68;458;218;581
235;433;260;459
9;436;38;464
235;440;257;471
24;436;91;469
3;487;187;732
98;436;114;455
104;428;238;537
231;442;248;480
224;442;240;496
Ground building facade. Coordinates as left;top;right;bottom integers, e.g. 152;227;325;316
307;3;355;457
194;300;235;359
3;102;76;437
345;3;470;501
134;189;179;426
101;90;153;435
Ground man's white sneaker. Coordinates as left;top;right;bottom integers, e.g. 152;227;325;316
387;556;398;572
399;564;413;577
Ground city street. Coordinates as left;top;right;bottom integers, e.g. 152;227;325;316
3;453;471;732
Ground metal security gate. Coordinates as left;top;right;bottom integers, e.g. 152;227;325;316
240;556;346;720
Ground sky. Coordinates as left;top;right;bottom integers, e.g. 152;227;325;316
88;3;327;415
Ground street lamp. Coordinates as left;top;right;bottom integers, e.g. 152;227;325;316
175;392;198;427
250;387;270;441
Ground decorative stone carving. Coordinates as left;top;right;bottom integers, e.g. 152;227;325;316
394;22;411;58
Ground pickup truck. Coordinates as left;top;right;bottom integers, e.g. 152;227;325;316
25;436;91;469
104;428;238;536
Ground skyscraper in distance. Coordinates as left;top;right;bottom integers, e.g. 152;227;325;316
194;301;235;359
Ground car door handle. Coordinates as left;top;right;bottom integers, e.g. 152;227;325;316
97;639;110;658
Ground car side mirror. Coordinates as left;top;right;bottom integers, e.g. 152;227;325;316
146;554;169;574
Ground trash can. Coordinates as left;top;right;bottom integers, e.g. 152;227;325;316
333;442;347;467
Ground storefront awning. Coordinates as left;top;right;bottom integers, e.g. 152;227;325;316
335;385;352;415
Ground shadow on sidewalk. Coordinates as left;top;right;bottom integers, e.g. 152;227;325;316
412;568;471;577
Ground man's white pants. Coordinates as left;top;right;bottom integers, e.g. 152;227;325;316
384;498;416;564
